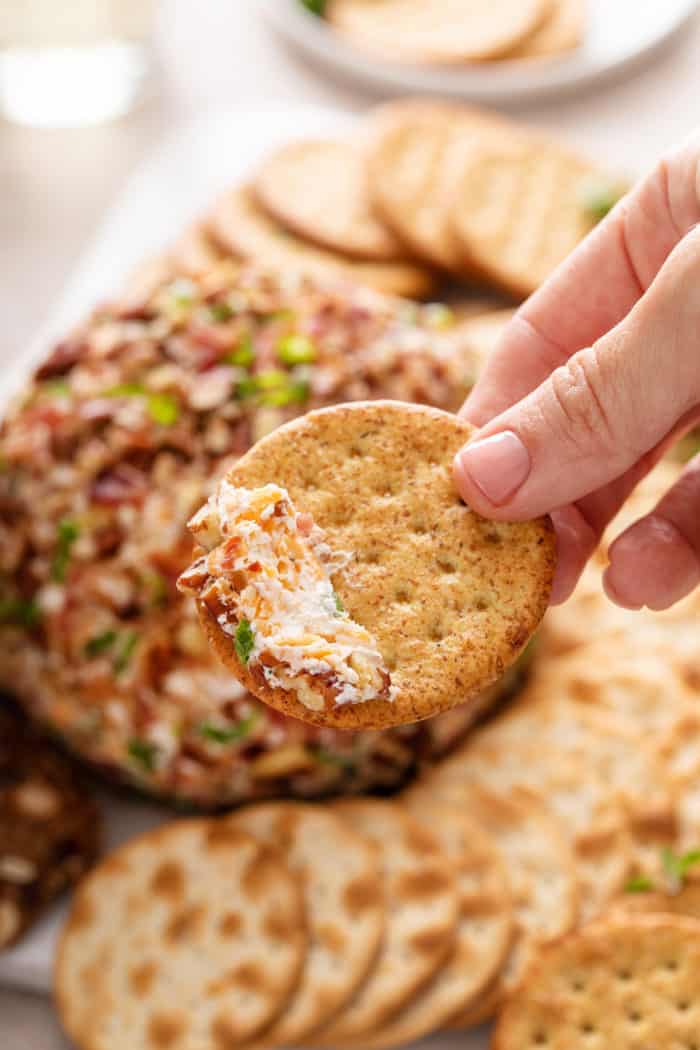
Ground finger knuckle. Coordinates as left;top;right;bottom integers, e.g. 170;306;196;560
545;346;617;457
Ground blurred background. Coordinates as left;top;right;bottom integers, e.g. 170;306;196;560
2;0;700;1044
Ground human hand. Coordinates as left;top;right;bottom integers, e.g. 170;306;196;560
453;133;700;611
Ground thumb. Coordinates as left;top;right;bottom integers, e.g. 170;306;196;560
453;226;700;521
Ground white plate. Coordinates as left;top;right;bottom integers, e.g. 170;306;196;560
261;0;700;105
0;99;490;1050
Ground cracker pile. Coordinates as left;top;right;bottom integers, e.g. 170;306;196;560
160;99;625;304
315;0;588;64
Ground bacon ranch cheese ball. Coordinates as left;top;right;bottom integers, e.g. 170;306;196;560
0;264;478;805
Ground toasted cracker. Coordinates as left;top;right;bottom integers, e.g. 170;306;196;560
509;0;586;58
450;134;624;298
309;799;458;1043
254;141;406;262
227;802;384;1045
424;738;631;921
197;400;555;730
327;0;552;64
367;101;504;272
492;914;700;1050
55;819;306;1050
208;186;436;299
415;787;578;1019
357;803;513;1048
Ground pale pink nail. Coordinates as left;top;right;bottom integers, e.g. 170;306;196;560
454;431;531;507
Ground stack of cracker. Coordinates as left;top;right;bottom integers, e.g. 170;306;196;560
157;98;625;315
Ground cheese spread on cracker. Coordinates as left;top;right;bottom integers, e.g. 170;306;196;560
178;482;391;711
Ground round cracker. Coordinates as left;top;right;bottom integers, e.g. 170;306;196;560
492;914;700;1050
197;400;555;730
311;799;459;1043
508;0;586;58
208;186;436;299
367;101;503;272
437;789;578;1021
327;0;552;64
424;738;631;921
55;820;306;1050
357;803;513;1048
254;141;406;262
228;802;384;1045
450;134;625;298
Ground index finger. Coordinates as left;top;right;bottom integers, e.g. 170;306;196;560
463;132;700;427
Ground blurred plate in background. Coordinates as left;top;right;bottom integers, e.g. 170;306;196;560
261;0;700;105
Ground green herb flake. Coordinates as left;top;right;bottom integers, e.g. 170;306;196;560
276;334;317;365
208;302;234;323
334;593;345;614
424;303;455;330
261;380;310;408
104;382;146;398
235;375;261;401
198;713;258;744
580;179;623;223
314;748;355;770
143;570;168;608
624;875;654;894
127;738;158;773
300;0;326;14
84;630;118;658
234;619;255;664
226;336;255;368
0;597;41;629
114;630;140;675
52;518;80;582
146;392;180;426
662;846;700;886
43;380;71;398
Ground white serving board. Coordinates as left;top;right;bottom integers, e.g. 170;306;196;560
0;100;490;1049
262;0;700;106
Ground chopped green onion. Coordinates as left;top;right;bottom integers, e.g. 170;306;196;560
234;370;310;407
662;846;700;885
198;713;258;744
300;0;326;14
104;382;145;398
146;392;180;426
0;597;41;629
235;375;262;401
424;303;455;330
256;369;289;389
234;619;255;664
127;738;158;773
624;875;654;894
226;336;255;368
43;380;71;397
580;179;622;223
276;334;317;365
52;519;80;582
114;631;140;675
314;748;355;770
143;570;168;608
208;302;234;323
261;381;310;408
334;593;345;614
84;630;118;658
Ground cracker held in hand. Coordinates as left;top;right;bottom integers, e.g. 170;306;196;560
55;820;306;1050
178;401;555;730
327;0;552;64
492;914;700;1050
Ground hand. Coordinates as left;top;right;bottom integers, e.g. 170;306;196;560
453;132;700;611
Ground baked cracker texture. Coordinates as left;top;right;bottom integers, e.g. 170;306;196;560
197;400;556;730
492;914;700;1050
55;820;306;1050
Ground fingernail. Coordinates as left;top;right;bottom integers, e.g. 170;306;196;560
454;431;531;507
